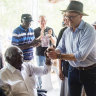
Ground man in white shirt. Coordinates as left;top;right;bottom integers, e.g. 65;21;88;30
0;46;51;96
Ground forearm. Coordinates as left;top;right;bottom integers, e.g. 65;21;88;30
57;53;76;61
59;60;62;72
18;39;41;50
17;43;32;50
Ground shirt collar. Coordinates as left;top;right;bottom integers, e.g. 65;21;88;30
70;20;85;31
7;63;17;73
19;25;30;32
78;20;85;30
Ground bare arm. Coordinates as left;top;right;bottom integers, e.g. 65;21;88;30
47;48;76;61
58;60;64;80
17;38;41;50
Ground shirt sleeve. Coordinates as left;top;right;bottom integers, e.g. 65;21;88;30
11;30;19;46
30;64;51;76
74;27;96;61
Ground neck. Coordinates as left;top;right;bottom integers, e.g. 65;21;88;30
72;21;81;32
40;25;46;29
21;25;28;30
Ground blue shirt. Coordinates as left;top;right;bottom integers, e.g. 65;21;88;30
12;25;35;60
57;20;96;67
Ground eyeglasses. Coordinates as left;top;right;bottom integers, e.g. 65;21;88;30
64;14;79;20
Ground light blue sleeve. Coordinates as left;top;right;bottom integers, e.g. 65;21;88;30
74;26;96;61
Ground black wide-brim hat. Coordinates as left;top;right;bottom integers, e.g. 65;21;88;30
61;1;88;16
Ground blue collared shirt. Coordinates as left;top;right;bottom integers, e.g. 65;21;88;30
12;25;35;60
57;20;96;67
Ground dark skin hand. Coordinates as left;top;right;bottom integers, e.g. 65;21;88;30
18;38;41;50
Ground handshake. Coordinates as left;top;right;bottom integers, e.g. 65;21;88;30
44;48;55;66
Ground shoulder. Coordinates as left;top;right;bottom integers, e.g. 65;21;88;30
46;26;53;30
13;26;21;34
0;67;8;77
34;27;40;32
83;22;95;35
59;27;67;34
29;28;34;32
22;62;33;69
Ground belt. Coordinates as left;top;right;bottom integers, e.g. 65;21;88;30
75;63;96;70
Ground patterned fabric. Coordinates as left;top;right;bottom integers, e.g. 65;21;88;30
12;25;35;60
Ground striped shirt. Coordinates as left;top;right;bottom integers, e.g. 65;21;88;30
57;20;96;67
12;25;35;60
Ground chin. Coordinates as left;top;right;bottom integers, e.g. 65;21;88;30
20;61;23;65
18;60;23;65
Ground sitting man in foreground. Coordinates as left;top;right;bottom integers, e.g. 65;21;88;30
0;46;51;96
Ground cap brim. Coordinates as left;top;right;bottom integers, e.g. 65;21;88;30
60;10;88;16
23;19;33;22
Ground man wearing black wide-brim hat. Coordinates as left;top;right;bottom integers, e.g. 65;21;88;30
46;1;96;96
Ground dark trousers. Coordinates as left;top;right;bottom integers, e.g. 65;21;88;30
68;65;96;96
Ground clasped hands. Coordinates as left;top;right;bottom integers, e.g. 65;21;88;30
45;47;58;60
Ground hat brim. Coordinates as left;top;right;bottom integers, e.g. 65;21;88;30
22;19;33;22
60;10;88;16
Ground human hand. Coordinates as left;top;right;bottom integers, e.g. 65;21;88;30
44;49;52;66
59;70;64;80
1;83;12;96
46;48;58;59
30;39;41;47
47;34;52;39
40;27;45;37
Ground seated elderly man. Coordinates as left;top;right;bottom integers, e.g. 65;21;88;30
0;46;51;96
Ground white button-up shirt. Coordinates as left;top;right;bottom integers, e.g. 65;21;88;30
0;62;51;96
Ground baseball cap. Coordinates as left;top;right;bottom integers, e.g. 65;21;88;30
21;14;33;22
